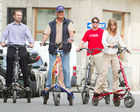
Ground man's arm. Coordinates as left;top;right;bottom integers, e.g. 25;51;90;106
40;25;51;46
25;26;34;48
0;25;9;47
76;41;85;52
40;33;49;46
68;22;75;43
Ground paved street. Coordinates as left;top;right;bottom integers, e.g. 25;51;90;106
0;91;140;112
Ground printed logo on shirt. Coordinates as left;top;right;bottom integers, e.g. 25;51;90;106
89;34;99;37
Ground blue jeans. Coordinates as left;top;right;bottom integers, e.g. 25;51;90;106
46;52;71;89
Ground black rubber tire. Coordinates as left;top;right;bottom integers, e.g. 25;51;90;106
68;95;73;106
92;98;99;106
53;93;60;106
82;92;89;104
30;81;37;97
113;100;120;107
43;93;49;104
124;96;135;108
105;95;110;104
3;94;8;103
27;92;31;103
13;90;17;103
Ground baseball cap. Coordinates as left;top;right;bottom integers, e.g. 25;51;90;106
56;6;65;12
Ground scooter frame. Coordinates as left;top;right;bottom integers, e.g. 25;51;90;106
43;40;74;106
2;44;32;103
92;47;135;108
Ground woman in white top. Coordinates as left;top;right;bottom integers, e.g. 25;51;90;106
94;18;126;98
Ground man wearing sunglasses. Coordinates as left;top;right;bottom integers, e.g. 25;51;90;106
76;17;109;95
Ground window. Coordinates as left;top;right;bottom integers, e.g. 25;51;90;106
34;8;70;41
102;10;124;38
7;8;27;24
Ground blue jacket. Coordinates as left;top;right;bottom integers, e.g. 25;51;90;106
48;18;72;55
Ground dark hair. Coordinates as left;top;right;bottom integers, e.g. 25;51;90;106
13;9;23;15
91;17;100;23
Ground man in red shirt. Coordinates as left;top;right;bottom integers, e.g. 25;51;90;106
76;17;108;93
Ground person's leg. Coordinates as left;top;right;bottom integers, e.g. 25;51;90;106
6;47;15;87
46;54;56;88
6;57;14;87
94;53;108;92
19;47;29;87
62;52;71;89
111;55;120;92
94;53;111;94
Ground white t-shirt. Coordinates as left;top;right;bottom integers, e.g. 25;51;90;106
102;30;126;54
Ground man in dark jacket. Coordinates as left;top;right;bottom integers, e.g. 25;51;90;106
40;6;75;93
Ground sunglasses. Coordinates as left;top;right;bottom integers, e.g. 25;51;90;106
92;21;99;23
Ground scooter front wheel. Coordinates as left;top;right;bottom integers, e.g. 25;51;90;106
13;90;17;103
105;94;110;104
26;91;31;103
124;96;135;108
43;92;49;104
82;92;89;104
3;90;8;103
53;93;60;106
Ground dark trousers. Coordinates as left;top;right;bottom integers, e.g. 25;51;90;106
6;46;29;87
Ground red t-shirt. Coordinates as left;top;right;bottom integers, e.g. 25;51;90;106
82;28;104;55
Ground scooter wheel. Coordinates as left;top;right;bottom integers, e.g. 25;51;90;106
113;100;120;107
105;94;110;104
92;97;99;106
3;91;8;103
43;93;49;104
3;93;8;103
68;95;73;106
82;92;89;104
124;96;135;108
3;96;7;103
53;93;60;106
27;92;31;103
13;90;17;103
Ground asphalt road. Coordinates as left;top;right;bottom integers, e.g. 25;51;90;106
0;90;140;112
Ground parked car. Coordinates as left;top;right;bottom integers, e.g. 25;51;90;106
28;49;47;97
0;53;6;97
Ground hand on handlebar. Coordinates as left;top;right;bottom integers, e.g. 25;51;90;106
126;49;131;54
76;46;87;52
68;38;74;43
29;43;34;48
40;42;44;46
0;42;6;47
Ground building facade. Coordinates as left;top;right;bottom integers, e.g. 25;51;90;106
1;0;140;90
0;0;2;36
